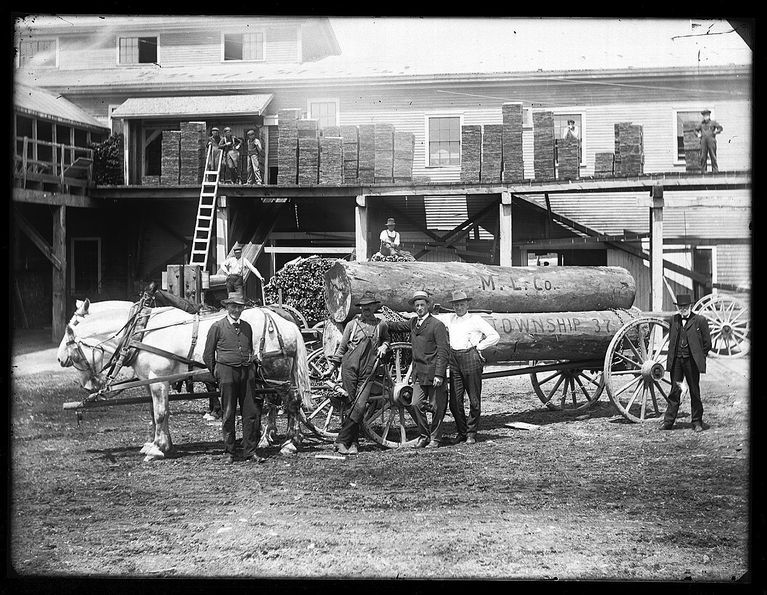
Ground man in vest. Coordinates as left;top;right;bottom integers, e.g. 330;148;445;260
661;294;712;432
203;290;263;463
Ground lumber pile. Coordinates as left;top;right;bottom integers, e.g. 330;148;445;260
460;125;482;183
502;102;525;182
481;124;503;182
357;124;376;183
341;125;359;184
533;111;556;180
298;137;319;185
682;121;701;172
322;126;341;138
393;131;415;182
180;121;206;185
374;123;395;184
614;122;644;176
263;256;335;326
319;136;343;184
558;137;580;180
160;130;180;186
594;152;615;178
277;108;301;184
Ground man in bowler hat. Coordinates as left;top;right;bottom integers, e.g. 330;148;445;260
661;294;711;432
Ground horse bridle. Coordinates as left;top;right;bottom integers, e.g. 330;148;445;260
65;325;110;375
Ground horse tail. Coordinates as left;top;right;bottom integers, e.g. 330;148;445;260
291;325;314;411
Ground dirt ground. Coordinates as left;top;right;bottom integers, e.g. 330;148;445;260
7;328;753;582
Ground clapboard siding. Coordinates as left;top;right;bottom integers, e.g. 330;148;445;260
715;244;750;287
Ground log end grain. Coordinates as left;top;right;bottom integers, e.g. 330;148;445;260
324;260;353;322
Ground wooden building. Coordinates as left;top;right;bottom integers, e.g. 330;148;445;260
13;16;751;339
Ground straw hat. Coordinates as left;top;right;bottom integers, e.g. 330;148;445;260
408;290;431;305
448;290;473;303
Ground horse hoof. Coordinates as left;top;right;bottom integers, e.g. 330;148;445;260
280;442;298;456
144;445;166;460
139;442;154;454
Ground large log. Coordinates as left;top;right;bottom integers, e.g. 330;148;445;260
324;261;636;323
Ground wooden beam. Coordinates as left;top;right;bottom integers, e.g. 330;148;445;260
499;191;513;267
13;187;100;208
650;189;665;311
605;240;711;286
52;205;67;343
436;199;499;245
15;208;63;270
264;246;354;254
355;198;368;261
384;203;443;243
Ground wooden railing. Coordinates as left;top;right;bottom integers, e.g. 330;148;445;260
14;136;95;191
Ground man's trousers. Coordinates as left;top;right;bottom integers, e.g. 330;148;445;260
218;364;262;457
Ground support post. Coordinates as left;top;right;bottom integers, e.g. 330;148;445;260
122;120;130;186
499;192;513;267
355;195;369;262
52;205;67;343
216;194;229;268
650;185;664;311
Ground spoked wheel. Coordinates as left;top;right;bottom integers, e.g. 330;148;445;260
603;317;671;423
362;342;422;448
693;294;750;358
530;361;604;412
301;347;345;440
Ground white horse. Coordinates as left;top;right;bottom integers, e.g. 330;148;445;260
57;299;313;461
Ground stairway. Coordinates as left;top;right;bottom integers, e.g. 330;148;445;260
188;145;223;269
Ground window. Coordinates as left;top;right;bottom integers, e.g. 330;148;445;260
17;38;57;68
308;100;338;128
553;113;583;165
428;116;460;166
71;238;101;294
118;36;158;65
224;32;264;61
674;109;705;161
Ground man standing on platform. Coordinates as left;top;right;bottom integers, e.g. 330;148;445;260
661;294;711;432
695;109;723;173
388;290;450;448
221;242;262;294
203;290;263;464
441;290;500;445
219;126;243;184
207;127;223;174
245;128;264;185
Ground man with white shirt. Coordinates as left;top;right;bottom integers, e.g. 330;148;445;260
443;290;500;445
221;242;263;296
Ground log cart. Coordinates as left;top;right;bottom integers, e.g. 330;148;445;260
301;260;749;446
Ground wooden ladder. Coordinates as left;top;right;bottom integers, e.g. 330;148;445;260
188;145;223;269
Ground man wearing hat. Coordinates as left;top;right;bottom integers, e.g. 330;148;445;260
221;242;263;294
388;290;450;448
695;109;723;173
219;126;243;184
207;127;223;174
562;119;579;141
661;294;711;432
442;290;500;445
203;290;263;463
245;128;264;185
326;292;392;454
379;218;401;257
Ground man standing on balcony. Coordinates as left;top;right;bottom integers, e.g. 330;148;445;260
695;109;723;173
219;127;243;184
207;127;223;175
221;242;262;295
245;128;264;185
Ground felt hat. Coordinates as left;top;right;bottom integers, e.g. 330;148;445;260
211;127;220;132
223;126;232;133
408;290;431;305
700;109;711;115
232;242;244;251
567;119;576;124
246;129;256;135
386;218;396;225
448;290;473;303
222;290;247;306
355;291;381;307
675;294;693;306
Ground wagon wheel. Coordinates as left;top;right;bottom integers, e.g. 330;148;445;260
693;294;750;358
603;317;671;423
529;362;604;413
300;347;345;440
362;342;422;448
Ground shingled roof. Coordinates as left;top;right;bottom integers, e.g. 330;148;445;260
14;83;109;131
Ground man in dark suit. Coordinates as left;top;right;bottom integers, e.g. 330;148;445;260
662;293;712;432
203;290;263;463
388;290;449;448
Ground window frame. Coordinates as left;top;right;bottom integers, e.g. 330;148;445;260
16;36;58;69
672;107;711;165
424;113;464;168
115;33;160;66
221;30;266;63
552;110;586;167
70;237;102;294
307;98;340;128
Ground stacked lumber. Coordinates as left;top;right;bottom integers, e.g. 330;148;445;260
393;131;415;182
357;124;376;183
341;125;359;184
277;108;301;184
614;122;644;176
557;137;580;180
160;130;181;186
374;123;394;184
533;111;556;180
501;102;524;182
179;121;206;185
319;136;343;184
297;137;319;185
322;126;341;138
298;119;319;139
263;256;335;327
460;125;482;183
683;121;701;172
594;152;615;178
481;124;503;182
142;175;160;185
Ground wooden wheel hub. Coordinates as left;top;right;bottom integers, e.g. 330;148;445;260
641;360;665;381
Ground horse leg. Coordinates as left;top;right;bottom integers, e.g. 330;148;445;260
144;381;174;462
280;389;303;455
258;401;278;448
140;385;156;455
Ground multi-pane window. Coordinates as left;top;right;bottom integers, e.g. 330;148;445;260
428;117;460;166
308;101;338;128
553;113;583;164
17;38;57;68
224;32;264;61
675;110;704;160
118;36;157;65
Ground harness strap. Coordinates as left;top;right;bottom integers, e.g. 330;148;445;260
129;340;207;368
186;314;200;375
258;308;286;360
